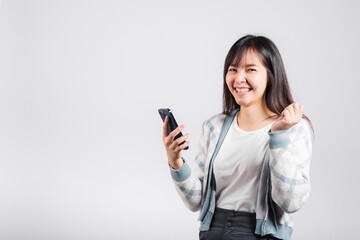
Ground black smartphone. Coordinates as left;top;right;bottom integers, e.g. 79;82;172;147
158;108;189;150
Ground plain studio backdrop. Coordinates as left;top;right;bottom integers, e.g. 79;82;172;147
1;0;359;239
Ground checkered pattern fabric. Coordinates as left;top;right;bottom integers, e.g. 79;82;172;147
169;110;314;240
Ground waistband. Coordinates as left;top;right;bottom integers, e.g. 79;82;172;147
211;207;256;232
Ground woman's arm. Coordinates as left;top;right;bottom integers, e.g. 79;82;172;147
268;119;314;213
165;120;210;212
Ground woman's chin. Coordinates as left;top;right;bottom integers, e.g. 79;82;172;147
235;99;251;107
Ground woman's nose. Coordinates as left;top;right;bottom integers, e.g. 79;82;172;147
235;74;247;83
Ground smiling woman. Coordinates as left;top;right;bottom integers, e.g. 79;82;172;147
161;35;315;240
222;36;314;133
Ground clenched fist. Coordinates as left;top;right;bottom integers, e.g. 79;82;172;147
271;103;304;132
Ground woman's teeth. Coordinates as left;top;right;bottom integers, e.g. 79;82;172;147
236;88;250;93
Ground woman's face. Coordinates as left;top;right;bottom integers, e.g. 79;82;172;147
226;49;268;108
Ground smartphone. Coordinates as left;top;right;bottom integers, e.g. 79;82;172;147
158;108;189;150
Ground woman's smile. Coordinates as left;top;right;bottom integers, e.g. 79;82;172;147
234;87;253;96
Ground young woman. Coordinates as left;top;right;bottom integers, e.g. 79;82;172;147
161;35;315;240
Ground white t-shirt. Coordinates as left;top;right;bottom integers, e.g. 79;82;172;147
213;113;276;212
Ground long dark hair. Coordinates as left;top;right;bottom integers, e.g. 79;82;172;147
222;34;314;135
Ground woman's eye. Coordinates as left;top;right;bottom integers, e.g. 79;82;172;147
247;68;256;72
228;68;236;72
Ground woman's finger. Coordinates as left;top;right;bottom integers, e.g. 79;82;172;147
164;124;185;147
168;125;185;141
162;116;169;139
300;104;304;116
287;104;296;122
175;141;190;153
293;103;300;117
170;133;190;149
283;109;291;124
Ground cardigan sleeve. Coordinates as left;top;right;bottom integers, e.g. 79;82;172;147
268;118;314;213
168;120;210;212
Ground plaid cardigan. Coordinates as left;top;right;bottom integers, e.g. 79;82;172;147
169;109;314;240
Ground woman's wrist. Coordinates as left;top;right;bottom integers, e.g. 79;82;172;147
169;157;184;170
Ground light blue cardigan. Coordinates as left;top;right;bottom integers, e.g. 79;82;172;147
169;109;314;240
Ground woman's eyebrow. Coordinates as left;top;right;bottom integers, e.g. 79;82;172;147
229;63;258;67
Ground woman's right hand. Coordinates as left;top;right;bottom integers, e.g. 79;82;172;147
162;116;190;170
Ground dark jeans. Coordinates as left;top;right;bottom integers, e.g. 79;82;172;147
199;208;278;240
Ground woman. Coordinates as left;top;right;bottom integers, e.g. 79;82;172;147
161;35;314;240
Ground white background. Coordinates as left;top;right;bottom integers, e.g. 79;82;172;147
1;0;359;239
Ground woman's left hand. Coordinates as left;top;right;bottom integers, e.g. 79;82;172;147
271;103;304;132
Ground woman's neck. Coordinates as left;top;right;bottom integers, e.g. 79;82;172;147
237;104;278;131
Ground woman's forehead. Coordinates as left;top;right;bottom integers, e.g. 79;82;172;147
231;49;263;67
